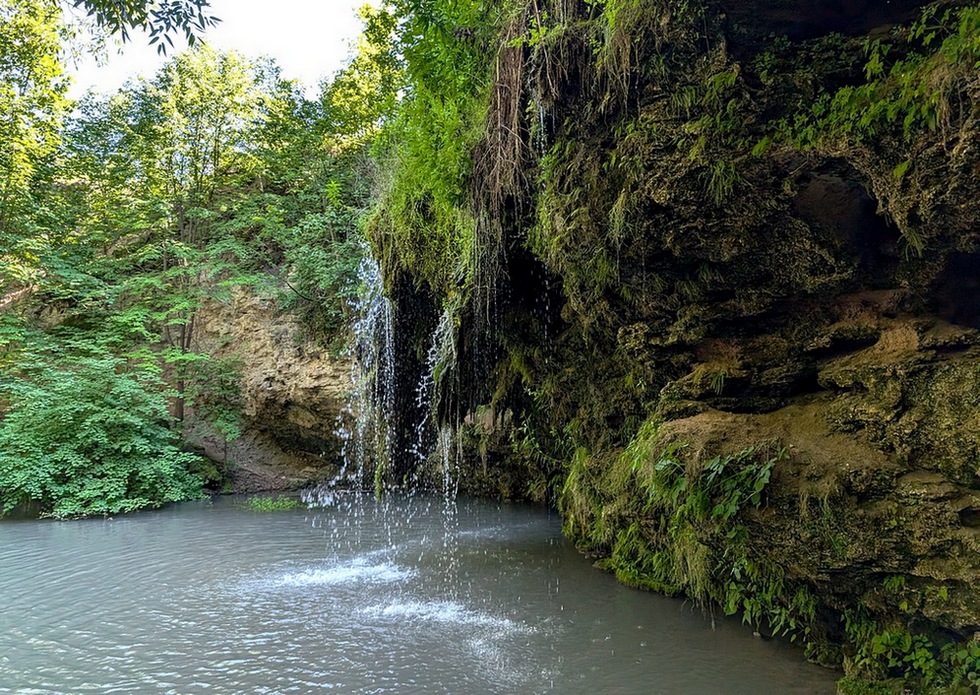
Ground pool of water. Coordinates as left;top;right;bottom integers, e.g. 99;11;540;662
0;493;838;693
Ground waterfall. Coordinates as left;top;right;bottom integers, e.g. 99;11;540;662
356;256;397;490
305;253;465;500
301;251;466;599
303;255;396;504
412;307;458;467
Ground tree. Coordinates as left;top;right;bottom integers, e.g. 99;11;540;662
0;10;374;517
1;0;215;298
322;4;401;142
0;0;69;293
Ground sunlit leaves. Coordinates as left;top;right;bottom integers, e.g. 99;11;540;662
71;0;219;51
0;26;373;517
322;4;401;142
0;0;69;291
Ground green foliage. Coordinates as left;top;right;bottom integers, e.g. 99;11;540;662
527;43;756;325
0;0;69;288
562;417;807;640
776;5;980;148
529;136;624;315
842;609;980;691
592;0;702;95
603;521;683;595
621;434;792;613
371;92;484;295
835;676;895;695
1;0;224;292
639;442;779;524
43;46;279;341
324;4;401;143
0;337;204;518
1;34;371;519
368;0;502;295
244;495;301;512
883;575;907;593
73;0;218;50
724;554;815;640
183;354;243;445
743;4;980;258
276;196;365;343
41;43;367;402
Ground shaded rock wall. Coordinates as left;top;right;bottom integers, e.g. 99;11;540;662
190;291;351;490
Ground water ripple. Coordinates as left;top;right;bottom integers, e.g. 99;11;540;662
0;495;839;695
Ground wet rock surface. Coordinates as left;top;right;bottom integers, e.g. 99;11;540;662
386;0;980;686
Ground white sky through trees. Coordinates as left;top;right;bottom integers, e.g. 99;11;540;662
67;0;372;97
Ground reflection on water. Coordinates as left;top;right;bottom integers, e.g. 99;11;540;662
0;494;838;694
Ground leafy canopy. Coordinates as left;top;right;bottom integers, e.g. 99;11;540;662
71;0;218;50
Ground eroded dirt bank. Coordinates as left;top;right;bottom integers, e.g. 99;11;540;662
188;292;351;492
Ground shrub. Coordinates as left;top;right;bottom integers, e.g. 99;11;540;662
0;344;204;518
245;495;301;512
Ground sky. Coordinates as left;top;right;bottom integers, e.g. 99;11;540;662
66;0;372;98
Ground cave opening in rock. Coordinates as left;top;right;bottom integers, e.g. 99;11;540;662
932;252;980;330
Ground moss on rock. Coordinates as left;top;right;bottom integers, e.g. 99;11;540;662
373;0;980;689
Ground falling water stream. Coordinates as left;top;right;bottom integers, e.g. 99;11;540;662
335;255;397;489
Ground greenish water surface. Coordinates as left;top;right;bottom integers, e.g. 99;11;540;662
0;493;838;693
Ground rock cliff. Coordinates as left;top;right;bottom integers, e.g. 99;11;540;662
371;0;980;689
189;291;351;491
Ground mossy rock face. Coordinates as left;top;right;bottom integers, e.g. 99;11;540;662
377;0;980;688
558;399;980;687
819;320;980;484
